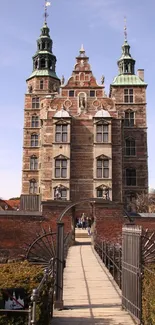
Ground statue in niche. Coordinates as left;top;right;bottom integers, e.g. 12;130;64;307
28;85;33;93
55;185;61;199
79;93;86;113
102;187;110;200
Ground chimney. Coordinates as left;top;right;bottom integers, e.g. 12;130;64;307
137;69;144;81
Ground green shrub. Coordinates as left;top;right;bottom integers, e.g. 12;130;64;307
142;264;155;325
0;261;54;325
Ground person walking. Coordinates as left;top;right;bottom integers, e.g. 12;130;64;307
87;217;92;236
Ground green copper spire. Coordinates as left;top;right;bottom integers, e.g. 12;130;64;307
27;21;59;81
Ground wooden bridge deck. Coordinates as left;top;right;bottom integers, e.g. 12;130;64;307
52;233;136;325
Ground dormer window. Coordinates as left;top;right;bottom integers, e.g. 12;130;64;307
124;89;133;103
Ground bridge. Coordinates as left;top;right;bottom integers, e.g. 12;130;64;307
52;229;136;325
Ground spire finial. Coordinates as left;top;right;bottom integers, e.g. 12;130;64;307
124;16;127;41
44;1;51;23
80;44;85;53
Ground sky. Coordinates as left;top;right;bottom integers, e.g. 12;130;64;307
0;0;155;199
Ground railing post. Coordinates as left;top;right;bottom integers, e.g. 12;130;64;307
113;244;115;279
28;305;32;325
31;289;37;325
55;222;64;309
104;242;107;265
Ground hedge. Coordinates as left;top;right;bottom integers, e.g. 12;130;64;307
142;264;155;325
0;261;53;325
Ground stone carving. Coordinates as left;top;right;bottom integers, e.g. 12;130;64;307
79;93;87;113
28;85;33;93
101;75;105;84
102;187;110;200
55;185;62;199
61;75;65;85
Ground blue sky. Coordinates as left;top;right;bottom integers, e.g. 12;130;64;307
0;0;154;199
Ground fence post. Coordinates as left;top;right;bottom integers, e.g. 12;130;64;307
28;305;32;325
31;289;37;325
113;244;115;279
104;242;107;265
55;222;64;309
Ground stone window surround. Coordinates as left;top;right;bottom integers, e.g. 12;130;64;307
53;155;70;180
95;155;112;180
32;97;40;109
94;119;112;143
30;133;39;147
29;178;38;194
125;137;136;156
125;168;137;186
30;155;38;170
124;88;134;104
124;109;135;127
31;114;40;128
53;119;71;144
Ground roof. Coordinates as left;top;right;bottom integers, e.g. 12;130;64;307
112;74;147;86
0;199;20;211
27;69;60;81
94;109;110;118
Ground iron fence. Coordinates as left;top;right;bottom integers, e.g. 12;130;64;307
94;236;122;289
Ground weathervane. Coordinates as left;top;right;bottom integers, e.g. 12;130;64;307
124;16;127;41
44;1;51;23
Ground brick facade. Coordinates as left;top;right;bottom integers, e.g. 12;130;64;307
21;23;148;216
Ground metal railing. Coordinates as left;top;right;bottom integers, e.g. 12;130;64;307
94;236;122;289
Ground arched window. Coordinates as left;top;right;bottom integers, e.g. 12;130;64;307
96;122;108;143
126;169;136;186
31;134;38;147
124;110;134;127
29;179;37;194
125;138;136;156
31;115;39;128
40;58;45;68
97;158;109;178
30;156;38;170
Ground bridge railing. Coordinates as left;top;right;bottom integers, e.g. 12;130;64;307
94;236;122;289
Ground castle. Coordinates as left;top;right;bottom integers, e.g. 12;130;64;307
21;17;148;213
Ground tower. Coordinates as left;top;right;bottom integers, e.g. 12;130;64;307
110;33;148;210
21;17;60;197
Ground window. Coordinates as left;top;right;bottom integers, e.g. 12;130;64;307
69;90;74;97
31;115;39;128
126;169;136;186
90;90;95;97
55;159;67;178
30;156;38;170
40;80;44;90
97;159;109;178
31;134;38;147
40;58;45;68
32;97;40;109
29;179;37;194
55;124;67;142
96;123;108;143
125;138;136;156
124;111;134;127
124;89;133;103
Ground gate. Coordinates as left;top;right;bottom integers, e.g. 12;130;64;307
122;225;142;323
